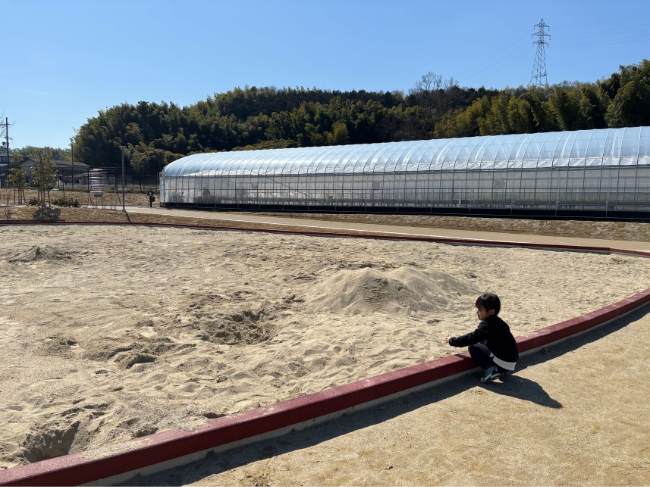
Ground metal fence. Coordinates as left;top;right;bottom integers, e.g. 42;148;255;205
33;166;159;192
0;165;159;192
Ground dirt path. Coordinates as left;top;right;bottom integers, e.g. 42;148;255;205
250;211;650;243
6;207;650;251
128;207;650;251
130;305;650;486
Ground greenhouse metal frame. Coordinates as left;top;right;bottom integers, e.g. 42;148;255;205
160;126;650;218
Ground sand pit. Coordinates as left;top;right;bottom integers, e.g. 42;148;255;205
0;225;649;470
136;307;650;487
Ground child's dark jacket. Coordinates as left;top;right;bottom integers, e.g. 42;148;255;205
449;315;519;364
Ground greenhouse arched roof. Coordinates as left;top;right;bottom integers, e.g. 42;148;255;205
162;126;650;178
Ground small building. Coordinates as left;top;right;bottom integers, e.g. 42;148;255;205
0;155;90;187
20;158;89;171
18;158;90;186
0;155;10;185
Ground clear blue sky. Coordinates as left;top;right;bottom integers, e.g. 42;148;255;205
2;0;649;149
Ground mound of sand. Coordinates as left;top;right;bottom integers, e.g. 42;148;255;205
7;245;73;263
308;266;479;316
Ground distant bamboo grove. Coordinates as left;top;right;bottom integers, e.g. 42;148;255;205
15;59;650;172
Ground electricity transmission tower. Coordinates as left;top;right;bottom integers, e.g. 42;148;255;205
530;18;550;87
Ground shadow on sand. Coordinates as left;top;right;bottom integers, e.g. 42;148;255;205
481;374;562;408
124;305;649;486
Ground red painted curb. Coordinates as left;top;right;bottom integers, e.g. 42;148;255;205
1;222;649;485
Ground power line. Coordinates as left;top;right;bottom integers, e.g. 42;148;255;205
454;34;530;82
553;21;649;38
556;12;644;30
461;46;534;87
554;33;650;49
530;18;550;87
452;14;646;90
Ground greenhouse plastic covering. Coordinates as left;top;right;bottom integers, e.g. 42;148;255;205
163;127;650;177
160;127;650;212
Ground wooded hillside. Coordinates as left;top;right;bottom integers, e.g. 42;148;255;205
70;60;650;171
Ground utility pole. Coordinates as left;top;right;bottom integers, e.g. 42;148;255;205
530;18;550;87
4;118;9;162
119;146;126;212
70;137;74;191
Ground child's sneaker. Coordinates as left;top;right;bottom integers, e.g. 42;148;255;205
480;366;501;383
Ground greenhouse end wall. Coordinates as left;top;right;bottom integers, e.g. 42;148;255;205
160;127;650;217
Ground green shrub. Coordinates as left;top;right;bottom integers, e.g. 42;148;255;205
52;197;80;207
33;207;61;221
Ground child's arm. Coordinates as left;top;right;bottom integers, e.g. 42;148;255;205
446;323;488;347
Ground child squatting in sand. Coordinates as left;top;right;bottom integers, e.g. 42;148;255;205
445;293;519;383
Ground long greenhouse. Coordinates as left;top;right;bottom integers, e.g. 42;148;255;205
160;126;650;218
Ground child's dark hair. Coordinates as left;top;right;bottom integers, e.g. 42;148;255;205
476;293;501;316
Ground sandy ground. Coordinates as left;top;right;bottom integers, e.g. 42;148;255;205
131;305;650;487
1;225;649;471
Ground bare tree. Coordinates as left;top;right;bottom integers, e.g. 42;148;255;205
2;188;15;220
33;151;58;206
8;154;27;204
409;72;461;135
413;72;444;93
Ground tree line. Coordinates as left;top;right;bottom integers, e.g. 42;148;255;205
22;59;650;172
71;79;496;171
12;146;72;161
434;59;650;138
